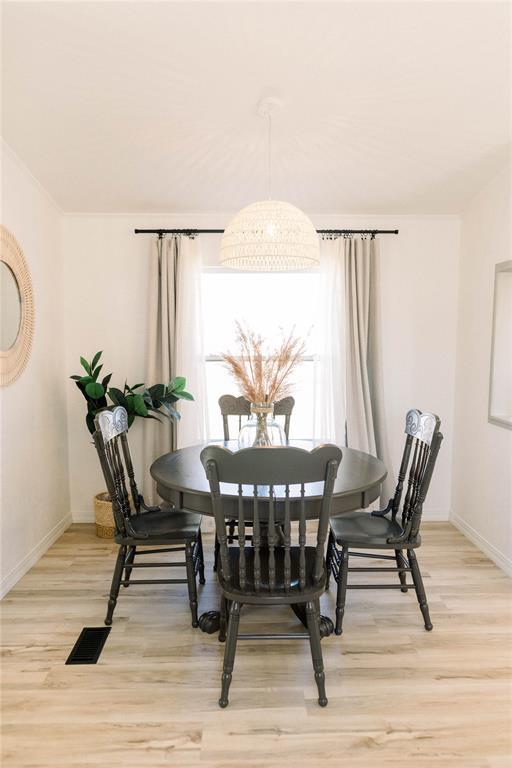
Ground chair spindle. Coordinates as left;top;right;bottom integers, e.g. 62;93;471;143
267;486;276;592
120;432;141;513
238;486;246;589
392;433;412;520
253;487;261;592
401;440;419;529
299;484;306;589
284;486;291;592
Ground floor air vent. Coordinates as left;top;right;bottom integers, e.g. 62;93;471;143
66;627;111;665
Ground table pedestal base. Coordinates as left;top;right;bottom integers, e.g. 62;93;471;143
197;611;222;634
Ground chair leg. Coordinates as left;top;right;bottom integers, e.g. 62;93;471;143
408;549;433;631
185;542;199;628
219;595;228;643
219;600;241;708
395;549;408;593
197;530;206;585
306;601;328;707
123;546;136;588
213;535;220;572
335;545;349;635
105;545;126;626
325;529;334;590
228;519;236;544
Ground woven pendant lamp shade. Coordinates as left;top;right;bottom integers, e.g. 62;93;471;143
220;200;320;271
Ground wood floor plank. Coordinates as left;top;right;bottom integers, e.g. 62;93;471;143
1;522;511;767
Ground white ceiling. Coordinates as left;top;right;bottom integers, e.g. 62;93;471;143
2;1;510;214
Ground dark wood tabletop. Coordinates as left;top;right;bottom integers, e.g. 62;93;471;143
151;440;387;519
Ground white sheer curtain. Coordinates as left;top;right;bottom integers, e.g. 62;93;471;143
142;235;208;501
312;237;346;444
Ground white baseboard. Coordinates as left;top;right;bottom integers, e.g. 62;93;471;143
1;513;72;599
451;512;512;577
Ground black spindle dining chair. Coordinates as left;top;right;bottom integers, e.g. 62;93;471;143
218;394;295;442
326;409;443;635
201;443;342;709
217;394;295;555
93;406;205;627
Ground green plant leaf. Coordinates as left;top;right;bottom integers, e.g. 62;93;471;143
127;413;135;429
74;381;88;399
80;356;91;375
91;351;102;370
125;395;136;413
79;375;93;384
175;389;194;401
70;375;82;381
133;394;148;416
102;373;112;389
108;387;125;406
130;382;145;391
161;392;178;403
148;383;165;400
108;387;124;405
92;364;103;381
169;376;186;392
86;411;96;434
85;382;105;399
143;390;155;406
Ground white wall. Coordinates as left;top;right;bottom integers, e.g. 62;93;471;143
451;169;512;575
4;148;508;588
0;144;70;597
63;213;460;522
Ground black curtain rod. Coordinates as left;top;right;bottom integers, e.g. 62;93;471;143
134;228;398;237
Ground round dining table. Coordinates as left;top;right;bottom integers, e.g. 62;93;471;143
151;439;387;636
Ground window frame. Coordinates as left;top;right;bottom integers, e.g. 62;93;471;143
201;264;321;440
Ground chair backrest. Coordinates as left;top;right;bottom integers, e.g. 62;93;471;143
201;444;342;593
93;406;141;537
218;394;295;441
390;409;443;541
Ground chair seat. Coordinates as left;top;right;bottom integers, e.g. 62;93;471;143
115;506;201;543
219;546;324;600
330;510;408;548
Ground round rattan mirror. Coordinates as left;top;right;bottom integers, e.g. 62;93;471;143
0;226;34;386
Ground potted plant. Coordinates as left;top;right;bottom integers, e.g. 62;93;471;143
71;351;193;537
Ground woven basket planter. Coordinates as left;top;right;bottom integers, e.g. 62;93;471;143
94;492;115;538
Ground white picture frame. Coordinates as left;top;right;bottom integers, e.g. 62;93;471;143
488;260;512;429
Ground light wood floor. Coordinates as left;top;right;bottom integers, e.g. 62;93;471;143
1;523;511;768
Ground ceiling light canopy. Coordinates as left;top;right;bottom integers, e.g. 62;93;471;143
220;98;320;272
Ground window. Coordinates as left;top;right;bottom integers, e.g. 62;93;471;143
202;268;321;439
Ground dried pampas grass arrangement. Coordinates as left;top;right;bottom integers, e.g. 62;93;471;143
221;322;306;404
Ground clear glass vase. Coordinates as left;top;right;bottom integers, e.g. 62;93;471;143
238;402;286;448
